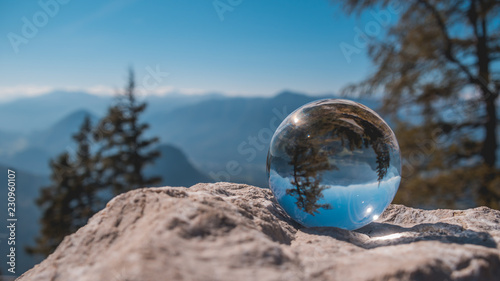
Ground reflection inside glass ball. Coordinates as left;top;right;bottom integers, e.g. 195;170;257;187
266;99;401;230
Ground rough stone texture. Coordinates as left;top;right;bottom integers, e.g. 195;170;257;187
18;183;500;281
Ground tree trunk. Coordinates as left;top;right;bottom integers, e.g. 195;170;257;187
473;2;498;205
481;94;498;167
475;6;496;167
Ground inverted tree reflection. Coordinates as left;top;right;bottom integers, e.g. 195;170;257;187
282;103;392;215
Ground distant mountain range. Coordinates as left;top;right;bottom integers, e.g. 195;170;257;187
0;91;110;133
146;145;211;187
0;90;382;184
0;91;226;134
0;110;101;175
144;91;381;186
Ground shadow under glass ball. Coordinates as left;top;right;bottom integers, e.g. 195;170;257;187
266;99;401;230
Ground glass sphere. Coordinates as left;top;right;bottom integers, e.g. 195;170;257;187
267;99;401;230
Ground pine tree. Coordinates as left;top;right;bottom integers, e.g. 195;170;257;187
335;0;500;208
28;116;102;256
72;117;104;223
29;69;162;256
95;68;161;195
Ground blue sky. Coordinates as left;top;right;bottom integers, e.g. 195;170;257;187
0;0;393;101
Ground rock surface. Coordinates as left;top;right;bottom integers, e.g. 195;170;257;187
18;183;500;281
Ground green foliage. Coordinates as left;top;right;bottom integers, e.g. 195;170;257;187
29;69;161;256
336;0;500;208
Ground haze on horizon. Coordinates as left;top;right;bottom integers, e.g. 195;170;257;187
0;0;392;102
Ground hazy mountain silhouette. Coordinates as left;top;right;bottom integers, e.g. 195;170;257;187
0;147;52;175
0;91;110;133
142;92;226;121
0;129;26;156
0;110;99;175
0;91;228;133
145;144;212;187
30;109;100;155
146;91;325;163
0;91;384;187
145;91;380;186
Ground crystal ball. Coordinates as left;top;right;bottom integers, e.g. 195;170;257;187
266;99;401;230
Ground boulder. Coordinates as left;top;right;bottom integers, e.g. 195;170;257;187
18;183;500;281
